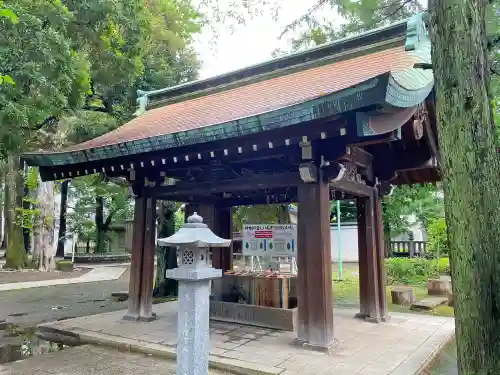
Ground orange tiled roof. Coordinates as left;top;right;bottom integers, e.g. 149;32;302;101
69;46;417;151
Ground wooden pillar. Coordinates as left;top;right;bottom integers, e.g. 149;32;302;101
212;206;233;271
356;198;370;319
124;196;146;320
363;195;382;322
296;185;310;343
374;191;389;321
185;203;232;271
124;195;157;322
138;196;157;321
297;181;335;350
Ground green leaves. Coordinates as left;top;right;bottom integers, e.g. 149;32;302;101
0;7;19;23
0;75;15;85
382;184;444;237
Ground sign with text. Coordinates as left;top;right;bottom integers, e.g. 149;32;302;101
242;224;297;257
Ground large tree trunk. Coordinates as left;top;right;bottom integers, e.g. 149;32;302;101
4;155;27;269
429;1;500;372
56;180;69;257
22;163;30;254
33;179;56;270
95;196;106;253
33;178;56;272
153;201;178;298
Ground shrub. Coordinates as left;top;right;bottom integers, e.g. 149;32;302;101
56;260;74;272
427;217;449;256
385;257;438;286
436;257;450;275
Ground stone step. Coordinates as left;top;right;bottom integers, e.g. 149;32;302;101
411;296;448;311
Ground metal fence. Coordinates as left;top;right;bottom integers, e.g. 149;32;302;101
389;240;427;258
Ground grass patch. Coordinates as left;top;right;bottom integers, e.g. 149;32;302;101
152;296;177;304
331;262;454;318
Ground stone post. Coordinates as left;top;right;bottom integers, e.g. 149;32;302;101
159;212;231;375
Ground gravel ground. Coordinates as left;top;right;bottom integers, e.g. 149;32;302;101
0;268;130;327
0;345;232;375
0;268;90;284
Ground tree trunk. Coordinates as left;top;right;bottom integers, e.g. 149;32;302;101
276;204;290;224
56;180;69;257
153;201;178;298
2;178;7;250
95;196;106;253
22;164;30;254
429;1;500;372
33;177;56;272
4;155;27;269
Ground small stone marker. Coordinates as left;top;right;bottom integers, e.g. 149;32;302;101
390;287;415;306
411;296;448;311
158;213;231;375
427;278;451;296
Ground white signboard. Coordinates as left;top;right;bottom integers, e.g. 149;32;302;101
242;224;297;257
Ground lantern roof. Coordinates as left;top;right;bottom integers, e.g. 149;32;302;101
157;213;231;248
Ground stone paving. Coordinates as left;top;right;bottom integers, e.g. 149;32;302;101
37;302;455;375
0;345;231;375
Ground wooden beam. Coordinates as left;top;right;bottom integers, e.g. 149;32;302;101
329;178;373;197
145;172;303;196
339;146;373;168
153;194;221;205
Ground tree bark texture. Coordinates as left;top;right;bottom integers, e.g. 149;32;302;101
56;180;69;258
430;1;500;373
33;178;56;272
22;164;30;254
95;196;106;253
153;201;178;298
4;155;26;269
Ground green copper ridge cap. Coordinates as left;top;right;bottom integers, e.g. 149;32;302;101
405;13;428;51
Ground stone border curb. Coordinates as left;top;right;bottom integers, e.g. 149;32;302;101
390;323;455;375
36;326;283;375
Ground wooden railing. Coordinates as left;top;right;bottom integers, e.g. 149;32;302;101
389;240;427;258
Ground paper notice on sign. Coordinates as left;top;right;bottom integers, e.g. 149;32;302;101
242;224;297;257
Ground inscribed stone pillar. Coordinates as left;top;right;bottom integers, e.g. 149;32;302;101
356;198;370;319
297;181;335;350
124;196;146;321
162;213;229;375
374;191;389;321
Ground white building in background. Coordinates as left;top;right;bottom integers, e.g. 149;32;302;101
288;207;427;263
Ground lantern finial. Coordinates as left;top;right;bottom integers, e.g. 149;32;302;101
187;212;203;224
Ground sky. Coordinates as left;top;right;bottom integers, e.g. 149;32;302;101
193;0;328;79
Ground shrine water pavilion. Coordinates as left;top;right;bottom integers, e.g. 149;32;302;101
23;14;439;352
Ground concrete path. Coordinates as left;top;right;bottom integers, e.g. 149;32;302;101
0;267;127;291
0;345;231;375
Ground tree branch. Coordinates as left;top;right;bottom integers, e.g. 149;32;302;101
102;208;118;232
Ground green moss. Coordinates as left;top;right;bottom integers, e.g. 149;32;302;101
56;260;73;272
152;296;177;304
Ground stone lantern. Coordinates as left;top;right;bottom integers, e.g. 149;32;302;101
158;212;231;375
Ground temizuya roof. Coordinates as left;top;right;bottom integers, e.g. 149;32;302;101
23;13;432;171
